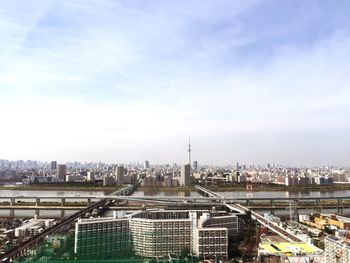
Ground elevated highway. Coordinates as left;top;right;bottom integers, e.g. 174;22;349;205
5;194;350;203
225;203;302;242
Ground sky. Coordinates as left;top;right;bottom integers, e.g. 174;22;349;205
0;0;350;166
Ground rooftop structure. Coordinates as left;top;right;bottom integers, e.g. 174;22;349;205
258;242;324;263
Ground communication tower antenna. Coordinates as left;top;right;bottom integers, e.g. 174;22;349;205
188;136;191;166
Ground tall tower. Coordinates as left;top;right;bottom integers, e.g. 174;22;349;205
188;136;191;166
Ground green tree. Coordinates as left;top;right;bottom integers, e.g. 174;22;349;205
180;247;190;259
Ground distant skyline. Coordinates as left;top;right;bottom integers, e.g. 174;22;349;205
0;0;350;166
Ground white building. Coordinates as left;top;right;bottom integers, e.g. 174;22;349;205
75;209;239;259
87;171;95;181
325;236;350;263
66;174;86;182
15;218;55;237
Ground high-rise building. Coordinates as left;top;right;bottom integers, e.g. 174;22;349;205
115;165;124;186
179;164;191;186
57;164;67;181
144;160;150;169
193;161;198;170
50;161;57;170
87;171;95;181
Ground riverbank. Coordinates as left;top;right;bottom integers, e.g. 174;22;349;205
3;183;350;194
0;184;121;194
138;186;194;191
206;183;350;192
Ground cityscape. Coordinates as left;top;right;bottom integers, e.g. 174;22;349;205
1;0;350;263
1;153;350;262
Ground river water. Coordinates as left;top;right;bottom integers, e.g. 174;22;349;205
218;190;350;198
1;189;350;217
0;190;104;218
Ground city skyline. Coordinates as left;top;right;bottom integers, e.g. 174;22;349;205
1;0;350;165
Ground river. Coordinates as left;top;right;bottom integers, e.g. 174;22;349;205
1;189;350;217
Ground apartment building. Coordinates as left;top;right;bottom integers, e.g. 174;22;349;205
199;212;239;239
75;209;239;259
15;218;55;238
325;236;350;263
129;211;193;257
74;212;130;259
194;228;228;259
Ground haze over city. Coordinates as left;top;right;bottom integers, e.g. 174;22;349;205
0;0;349;166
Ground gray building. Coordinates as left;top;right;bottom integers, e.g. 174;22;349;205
144;160;150;169
103;175;115;186
179;164;191;186
115;165;125;186
50;161;57;170
193;161;198;170
57;164;67;181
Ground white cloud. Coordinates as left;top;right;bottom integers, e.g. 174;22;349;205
0;0;349;165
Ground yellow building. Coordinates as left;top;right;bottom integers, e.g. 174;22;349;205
313;214;350;230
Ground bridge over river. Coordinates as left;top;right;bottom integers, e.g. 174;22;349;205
2;184;339;261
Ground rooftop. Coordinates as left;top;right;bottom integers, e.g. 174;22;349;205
260;242;321;255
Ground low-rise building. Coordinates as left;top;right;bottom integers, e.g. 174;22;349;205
258;242;324;263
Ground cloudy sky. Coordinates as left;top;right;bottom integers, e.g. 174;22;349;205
0;0;350;166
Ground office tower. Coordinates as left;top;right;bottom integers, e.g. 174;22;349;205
236;162;240;171
193;161;198;170
50;161;57;170
86;171;95;181
179;164;191;186
144;160;150;169
57;164;67;181
115;165;124;186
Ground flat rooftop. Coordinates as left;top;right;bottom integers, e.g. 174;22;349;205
260;242;321;255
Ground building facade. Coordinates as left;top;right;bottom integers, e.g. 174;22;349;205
325;236;350;263
74;213;130;259
57;164;67;181
75;209;238;259
194;228;228;259
115;165;125;186
179;164;191;186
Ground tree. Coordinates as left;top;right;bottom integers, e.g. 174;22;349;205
180;247;191;259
